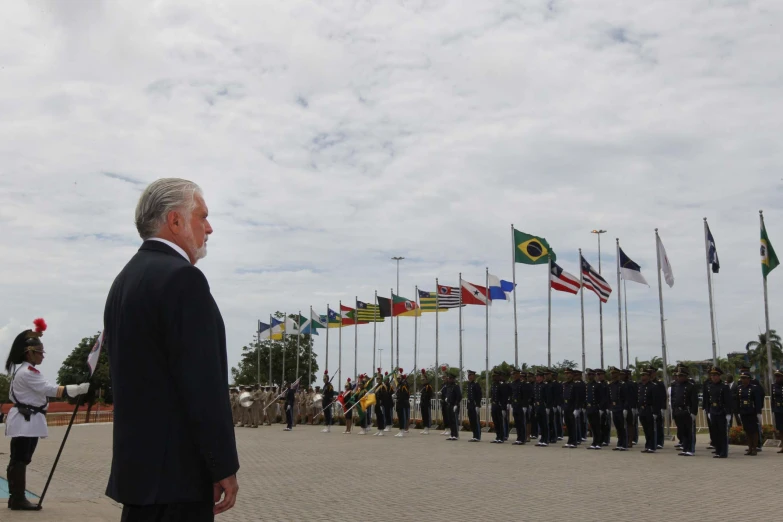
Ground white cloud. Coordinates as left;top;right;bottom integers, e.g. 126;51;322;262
1;0;782;383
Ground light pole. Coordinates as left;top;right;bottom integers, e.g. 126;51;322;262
591;229;607;368
391;256;404;368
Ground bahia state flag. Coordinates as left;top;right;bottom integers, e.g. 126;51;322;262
619;247;649;286
514;228;556;264
550;263;580;295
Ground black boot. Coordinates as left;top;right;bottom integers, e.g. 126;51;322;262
7;462;41;511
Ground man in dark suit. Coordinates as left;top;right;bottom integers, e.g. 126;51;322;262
104;178;239;522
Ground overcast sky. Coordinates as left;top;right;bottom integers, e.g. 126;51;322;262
1;0;782;384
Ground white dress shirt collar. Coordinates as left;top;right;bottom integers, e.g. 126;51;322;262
148;237;191;263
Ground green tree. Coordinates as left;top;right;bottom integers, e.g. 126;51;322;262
57;333;112;422
232;331;318;388
0;373;9;403
746;329;783;391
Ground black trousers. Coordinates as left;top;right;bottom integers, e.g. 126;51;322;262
513;407;526;442
324;404;333;427
449;405;460;437
548;408;557;442
121;502;214;522
9;437;39;465
612;410;627;448
376;405;385;430
740;413;758;439
655;410;665;447
587;411;602;447
711;412;728;457
421;404;431;429
640;413;656;451
601;410;611;445
626;411;637;445
285;407;293;429
529;408;538;437
467;403;481;440
555;408;563;439
565;408;577;446
491;404;504;441
537;406;550;443
674;410;694;453
441;402;450;430
582;411;589;441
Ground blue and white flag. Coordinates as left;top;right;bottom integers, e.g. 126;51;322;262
487;273;516;300
619;247;649;286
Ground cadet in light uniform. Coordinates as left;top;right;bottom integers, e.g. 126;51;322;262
230;388;240;426
670;368;698;456
533;371;552;447
584;369;603;450
4;319;90;511
704;367;731;458
251;384;262;428
419;370;434;435
608;367;628;451
445;372;462;441
510;369;526;445
465;370;482;442
737;372;763;456
773;370;783;454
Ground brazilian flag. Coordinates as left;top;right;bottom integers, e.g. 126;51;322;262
514;228;556;264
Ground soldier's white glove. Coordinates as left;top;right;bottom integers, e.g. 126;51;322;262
599;410;604;418
286;405;291;411
725;414;731;423
632;408;638;415
522;407;528;414
623;409;628;418
453;406;458;413
573;410;579;418
690;414;696;422
65;383;90;397
653;414;658;420
546;408;551;415
757;414;763;426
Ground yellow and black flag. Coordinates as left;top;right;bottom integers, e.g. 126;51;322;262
514;228;556;264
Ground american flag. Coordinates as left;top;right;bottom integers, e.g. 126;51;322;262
580;256;612;303
436;285;463;308
550;262;580;294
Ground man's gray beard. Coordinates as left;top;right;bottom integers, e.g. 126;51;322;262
183;224;208;264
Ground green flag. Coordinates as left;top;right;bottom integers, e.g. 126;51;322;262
761;220;779;278
513;228;556;264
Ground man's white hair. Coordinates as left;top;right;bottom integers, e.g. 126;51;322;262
135;178;202;240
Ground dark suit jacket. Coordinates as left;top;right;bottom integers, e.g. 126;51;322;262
103;240;239;505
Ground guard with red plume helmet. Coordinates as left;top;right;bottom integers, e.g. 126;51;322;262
321;370;336;433
419;369;434;434
4;319;90;511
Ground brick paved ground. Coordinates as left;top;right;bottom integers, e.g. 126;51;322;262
1;423;780;521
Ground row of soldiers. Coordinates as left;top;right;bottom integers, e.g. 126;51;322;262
229;384;323;428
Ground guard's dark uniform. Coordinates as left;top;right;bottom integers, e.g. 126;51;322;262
670;375;699;455
571;375;586;444
446;378;462;439
375;380;388;431
420;379;434;430
651;374;667;448
596;371;611;446
704;369;732;458
466;375;482;441
440;381;450;433
637;376;661;452
284;385;296;429
522;375;535;439
548;372;563;443
772;372;783;448
533;375;553;446
510;373;526;444
608;370;628;450
623;371;638;446
490;376;509;443
562;371;581;448
323;379;335;428
396;379;410;431
737;375;762;456
584;372;604;449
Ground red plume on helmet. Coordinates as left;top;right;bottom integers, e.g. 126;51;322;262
33;318;47;333
377;367;381;373
398;367;403;373
324;370;328;375
440;364;448;372
421;369;426;376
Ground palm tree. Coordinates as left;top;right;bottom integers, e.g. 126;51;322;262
628;357;650;381
746;329;783;391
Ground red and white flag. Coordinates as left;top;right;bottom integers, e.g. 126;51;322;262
460;280;491;306
87;330;104;376
550;263;581;294
581;256;612;303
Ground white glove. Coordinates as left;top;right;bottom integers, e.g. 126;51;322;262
286;405;291;411
453;406;458;413
632;408;638;415
546;408;551;415
623;409;628;418
573;410;579;418
65;383;90;397
653;414;658;420
690;414;696;422
725;414;731;423
599;410;604;418
523;407;528;413
757;414;763;426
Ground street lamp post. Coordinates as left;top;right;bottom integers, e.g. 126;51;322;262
591;229;607;368
391;256;404;368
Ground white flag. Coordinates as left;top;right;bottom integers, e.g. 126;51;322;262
657;235;674;288
87;330;104;376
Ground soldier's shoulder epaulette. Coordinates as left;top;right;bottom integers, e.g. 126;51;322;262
27;365;40;374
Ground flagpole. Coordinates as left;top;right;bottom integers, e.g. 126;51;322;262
655;229;669;387
592;229;607;369
703;218;718;367
269;314;273;385
761;210;774;389
615;240;623;371
623;278;630;369
256;322;261;384
414;285;419;402
485;267;490;414
325;305;330;373
458;272;463;386
579;249;586;371
511;224;519;367
296;310;301;381
435;277;440;410
308;306;313;388
390;288;394;371
338;301;342;389
354;296;358;383
373;291;378;372
282;311;287;385
547;255;552;367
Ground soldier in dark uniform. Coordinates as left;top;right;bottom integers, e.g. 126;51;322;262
703;374;715;450
650;368;667;449
383;372;393;433
738;365;765;451
772;369;783;453
637;369;661;453
395;374;410;437
533;370;553;447
501;371;512;441
520;371;534;441
622;369;638;447
561;369;577;448
584;369;602;449
283;381;296;431
321;371;335;433
374;372;388;436
737;371;763;456
526;371;538;440
570;369;586;445
608;367;628;451
510;369;526;445
440;376;450;436
670;368;699;456
595;369;610;446
466;370;482;442
419;369;434;435
547;369;563;443
705;367;731;458
490;371;505;444
446;371;462;440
